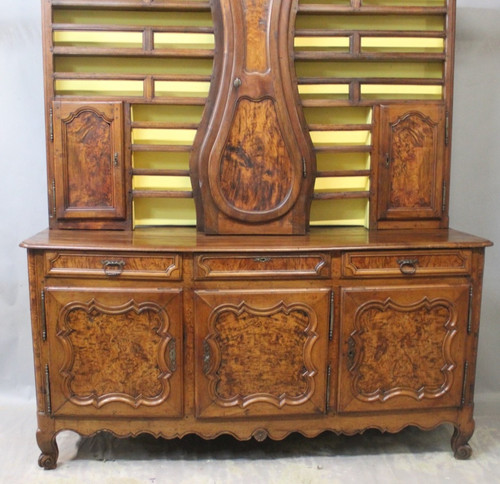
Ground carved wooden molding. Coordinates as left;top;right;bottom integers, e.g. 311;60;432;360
57;298;175;409
45;252;182;280
190;0;315;233
349;296;457;403
342;250;471;278
204;300;318;409
194;253;330;280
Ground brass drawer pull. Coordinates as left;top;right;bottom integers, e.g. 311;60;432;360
101;259;126;276
253;257;271;263
397;258;419;275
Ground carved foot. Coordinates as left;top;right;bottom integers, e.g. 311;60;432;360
37;429;59;470
451;426;473;460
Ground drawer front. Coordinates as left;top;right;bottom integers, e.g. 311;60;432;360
194;253;330;280
342;250;471;278
45;252;182;280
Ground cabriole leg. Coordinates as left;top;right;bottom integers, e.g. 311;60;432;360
451;420;474;460
36;429;59;470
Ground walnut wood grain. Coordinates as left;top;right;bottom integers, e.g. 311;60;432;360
194;289;329;418
339;285;469;413
45;288;183;418
190;0;315;234
52;101;126;228
374;103;445;227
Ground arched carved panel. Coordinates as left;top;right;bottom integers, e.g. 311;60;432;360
389;111;438;209
375;103;445;226
62;108;114;209
53;101;125;225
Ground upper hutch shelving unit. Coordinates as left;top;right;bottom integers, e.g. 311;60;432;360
22;0;491;469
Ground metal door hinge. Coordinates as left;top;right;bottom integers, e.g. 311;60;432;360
467;287;474;334
442;182;447;213
329;291;335;341
302;157;307;178
49;108;54;142
461;361;469;407
41;290;47;342
51;180;56;217
326;364;332;413
168;337;177;372
44;364;52;416
445;112;450;146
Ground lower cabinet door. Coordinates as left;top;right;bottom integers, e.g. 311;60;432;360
339;284;470;413
194;289;331;418
44;287;183;417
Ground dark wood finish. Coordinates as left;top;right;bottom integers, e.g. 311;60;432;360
23;0;492;470
373;103;446;228
190;0;315;234
22;228;491;468
52;101;126;229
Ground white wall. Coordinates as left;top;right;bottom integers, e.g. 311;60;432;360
450;0;500;398
0;0;498;401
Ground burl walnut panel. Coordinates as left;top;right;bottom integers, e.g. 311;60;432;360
376;104;445;224
45;288;183;417
53;101;125;223
339;285;470;413
194;289;330;418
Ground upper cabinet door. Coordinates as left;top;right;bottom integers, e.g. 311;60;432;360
374;104;446;228
190;0;315;235
52;101;126;228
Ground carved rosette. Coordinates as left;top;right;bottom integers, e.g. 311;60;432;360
204;301;318;408
57;299;175;408
349;297;457;402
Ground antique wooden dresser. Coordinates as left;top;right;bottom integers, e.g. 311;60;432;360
22;0;492;469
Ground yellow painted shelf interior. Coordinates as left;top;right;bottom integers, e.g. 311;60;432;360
52;3;448;228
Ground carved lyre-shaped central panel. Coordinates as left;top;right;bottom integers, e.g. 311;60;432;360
219;98;293;213
190;0;315;234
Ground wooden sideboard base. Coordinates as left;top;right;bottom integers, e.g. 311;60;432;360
22;228;490;468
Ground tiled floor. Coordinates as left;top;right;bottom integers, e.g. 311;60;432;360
1;397;499;484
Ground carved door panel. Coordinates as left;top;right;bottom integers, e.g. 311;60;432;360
52;101;126;227
194;289;330;418
375;103;446;225
44;287;182;417
339;284;470;413
190;0;315;234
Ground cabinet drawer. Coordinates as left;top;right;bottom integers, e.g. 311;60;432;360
342;250;471;278
194;253;330;280
45;252;182;280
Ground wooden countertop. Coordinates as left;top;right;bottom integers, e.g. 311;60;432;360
21;227;493;252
